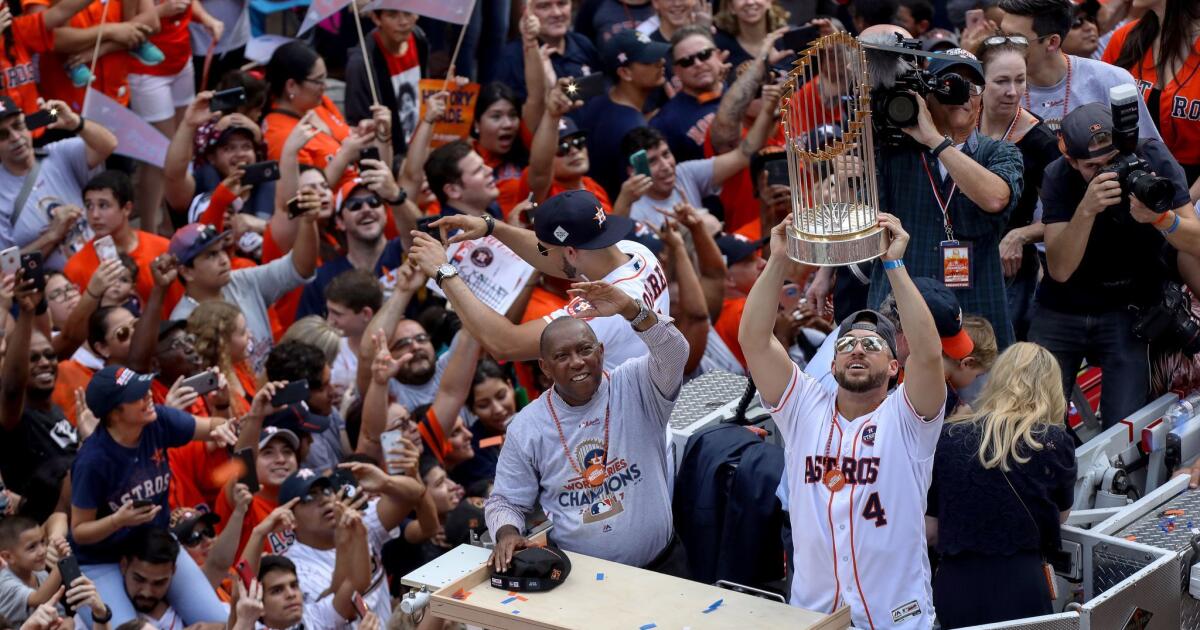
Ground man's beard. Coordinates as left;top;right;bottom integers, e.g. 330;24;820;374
396;353;435;385
131;595;162;613
562;259;578;279
833;366;888;393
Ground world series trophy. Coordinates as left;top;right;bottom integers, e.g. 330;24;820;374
778;32;887;266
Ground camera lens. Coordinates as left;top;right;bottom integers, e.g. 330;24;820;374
1128;170;1174;213
884;93;918;127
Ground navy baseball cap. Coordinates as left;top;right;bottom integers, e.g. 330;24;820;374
557;117;584;140
0;95;20;121
927;48;984;85
533;190;633;250
490;544;572;592
169;223;228;265
158;319;188;342
258;425;301;451
603;29;670;73
265;403;331;436
912;277;974;360
1059;102;1115;159
920;28;959;52
837;310;899;358
626;221;663;255
716;233;766;266
278;468;333;505
86;365;155;419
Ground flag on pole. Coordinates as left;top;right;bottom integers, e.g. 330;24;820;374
298;0;354;35
82;88;170;168
360;0;473;25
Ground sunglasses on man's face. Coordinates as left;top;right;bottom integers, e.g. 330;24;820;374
674;47;714;69
1071;14;1096;29
983;35;1028;47
390;333;430;351
345;195;383;212
181;526;216;547
556;135;587;157
834;335;888;354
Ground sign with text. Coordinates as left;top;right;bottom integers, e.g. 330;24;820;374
418;79;480;148
426;236;533;315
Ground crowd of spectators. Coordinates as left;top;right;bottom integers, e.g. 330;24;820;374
0;0;1197;628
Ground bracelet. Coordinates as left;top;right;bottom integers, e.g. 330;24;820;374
86;287;101;299
91;605;113;624
483;213;496;237
882;259;905;270
1153;210;1174;229
1162;211;1181;235
930;138;953;159
70;117;85;134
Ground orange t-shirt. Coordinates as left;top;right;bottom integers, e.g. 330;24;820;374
130;6;192;76
497;169;613;219
51;358;95;427
514;285;569;397
1103;21;1200;165
713;296;748;368
215;490;288;559
263;97;354;189
168;440;230;514
23;0;132;111
64;231;184;317
1;13;55;115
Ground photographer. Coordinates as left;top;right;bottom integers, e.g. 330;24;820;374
1035;103;1197;429
867;45;1023;349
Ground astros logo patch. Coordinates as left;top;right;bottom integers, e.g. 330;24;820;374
862;424;876;446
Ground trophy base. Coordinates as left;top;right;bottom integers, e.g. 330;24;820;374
786;225;888;267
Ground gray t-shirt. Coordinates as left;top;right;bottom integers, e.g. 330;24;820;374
169;251;311;369
0;568;48;624
629;158;718;228
485;321;687;568
386;342;452;412
0;138;97;269
303;410;346;474
1026;55;1161;140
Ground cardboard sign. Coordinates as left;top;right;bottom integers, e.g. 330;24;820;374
418;79;480;148
426;236;533;315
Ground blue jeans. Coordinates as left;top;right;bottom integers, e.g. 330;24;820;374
1029;304;1150;428
78;545;227;628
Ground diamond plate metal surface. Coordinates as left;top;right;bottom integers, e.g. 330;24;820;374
1111;491;1200;629
667;370;749;431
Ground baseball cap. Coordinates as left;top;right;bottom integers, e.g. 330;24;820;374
715;233;766;266
169;223;228;265
490;545;572;592
533;190;633;250
86;365;155;420
626;221;663;256
278;468;333;505
335;178;373;214
169;508;220;542
603;29;670;73
926;48;984;85
202;118;256;154
557;117;585;140
1059;102;1115;159
158;319;188;341
836;310;899;358
265;403;331;436
0;95;20;122
912;277;974;360
920;29;959;52
258;424;301;451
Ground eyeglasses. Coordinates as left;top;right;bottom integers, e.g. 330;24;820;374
29;350;57;364
1071;14;1096;29
301;76;327;87
982;35;1028;47
556;135;587;157
834;335;888;354
48;284;79;303
390;333;430;351
181;527;216;547
674;47;714;68
0;118;28;142
345;195;383;212
389;414;414;429
300;486;334;504
536;242;551;257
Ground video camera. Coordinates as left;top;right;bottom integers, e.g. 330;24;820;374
1100;84;1174;214
863;35;973;146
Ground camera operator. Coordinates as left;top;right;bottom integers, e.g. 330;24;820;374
866;44;1024;350
1035;102;1198;428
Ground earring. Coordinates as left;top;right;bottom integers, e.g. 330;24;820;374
289;92;296;100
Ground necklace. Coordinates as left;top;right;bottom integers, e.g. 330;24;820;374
1025;53;1071;130
820;405;846;492
978;106;1021;141
547;384;612;488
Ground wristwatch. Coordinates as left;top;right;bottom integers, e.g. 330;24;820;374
628;298;651;329
435;263;458;287
383;189;407;206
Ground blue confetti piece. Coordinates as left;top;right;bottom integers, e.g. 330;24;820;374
596;573;605;581
512;610;520;615
501;597;517;605
640;624;657;630
702;598;724;613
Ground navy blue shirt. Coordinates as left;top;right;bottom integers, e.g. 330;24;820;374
193;163;277;219
69;405;196;564
571;95;648;198
297;237;406;319
649;92;720;163
495;33;603;101
450;422;502;489
574;0;655;47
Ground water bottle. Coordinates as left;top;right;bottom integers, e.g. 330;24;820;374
1165;392;1200;428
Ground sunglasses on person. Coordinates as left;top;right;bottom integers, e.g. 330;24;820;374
556;135;587;157
29;349;57;364
181;526;216;547
982;35;1028;47
345;195;383;212
834;335;888;354
112;319;139;343
161;333;196;353
390;332;430;351
0;118;28;142
300;486;335;504
1071;14;1097;29
674;47;715;69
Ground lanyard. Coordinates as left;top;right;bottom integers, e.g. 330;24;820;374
920;153;957;242
547;383;611;487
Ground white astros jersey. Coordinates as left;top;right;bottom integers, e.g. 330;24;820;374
544;240;670;369
768;364;944;629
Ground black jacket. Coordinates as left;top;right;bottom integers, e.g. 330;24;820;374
344;26;429;157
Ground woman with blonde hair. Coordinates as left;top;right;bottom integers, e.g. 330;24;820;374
281;316;341;365
713;0;792;71
189;301;257;416
927;342;1077;628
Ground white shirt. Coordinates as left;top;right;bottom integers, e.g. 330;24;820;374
543;240;671;369
768;364;944;629
253;596;352;630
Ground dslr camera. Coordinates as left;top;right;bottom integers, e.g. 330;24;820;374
1098;84;1174;214
1133;281;1200;356
865;35;973;145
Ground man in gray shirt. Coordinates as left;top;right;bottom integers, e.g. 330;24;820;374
485;280;690;576
168;219;317;369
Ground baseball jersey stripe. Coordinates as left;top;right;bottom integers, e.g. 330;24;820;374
848;421;878;629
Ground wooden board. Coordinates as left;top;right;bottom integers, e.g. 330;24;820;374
429;549;850;630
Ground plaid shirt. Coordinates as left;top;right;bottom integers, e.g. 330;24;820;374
867;131;1024;349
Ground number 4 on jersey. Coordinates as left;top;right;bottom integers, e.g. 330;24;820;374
862;492;888;527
